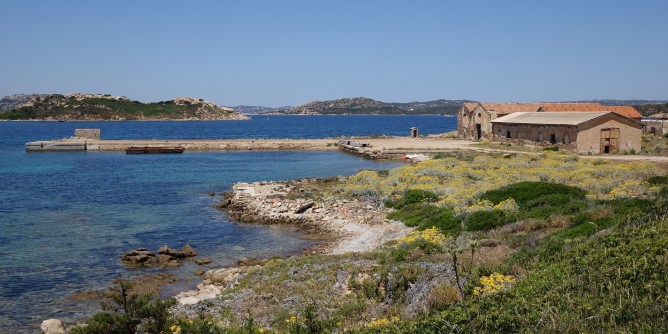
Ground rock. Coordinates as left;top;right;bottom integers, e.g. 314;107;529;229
40;319;66;334
193;269;205;276
205;267;245;286
166;260;180;268
159;246;186;258
120;248;158;267
207;192;215;196
181;244;198;257
194;257;213;265
158;254;174;264
295;202;315;214
354;272;371;285
332;271;352;295
237;257;267;266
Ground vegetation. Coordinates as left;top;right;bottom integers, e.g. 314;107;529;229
69;278;175;334
635;102;668;116
0;94;244;120
73;151;667;333
640;134;668;156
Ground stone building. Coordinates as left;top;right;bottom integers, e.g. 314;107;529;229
641;119;668;136
458;102;642;140
490;112;642;154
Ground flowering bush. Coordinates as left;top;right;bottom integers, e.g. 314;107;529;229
334;153;660;212
367;316;400;328
473;272;516;296
398;227;447;247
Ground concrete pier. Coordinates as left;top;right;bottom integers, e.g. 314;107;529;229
26;138;337;152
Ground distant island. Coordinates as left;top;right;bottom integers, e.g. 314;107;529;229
237;97;668;117
0;94;249;121
2;93;667;119
275;97;472;115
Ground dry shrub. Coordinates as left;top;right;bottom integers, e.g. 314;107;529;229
548;215;571;228
472;244;514;266
427;282;461;309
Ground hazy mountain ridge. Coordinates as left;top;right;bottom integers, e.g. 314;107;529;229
233;105;292;115
0;93;47;112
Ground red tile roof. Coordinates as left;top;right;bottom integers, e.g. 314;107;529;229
538;103;608;112
605;106;643;119
468;102;642;119
479;103;545;115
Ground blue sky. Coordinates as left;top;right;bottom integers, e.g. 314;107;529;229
1;0;666;106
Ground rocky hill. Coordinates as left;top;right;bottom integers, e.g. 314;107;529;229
0;94;249;121
0;93;46;112
284;97;468;115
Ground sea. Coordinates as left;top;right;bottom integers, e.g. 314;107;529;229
0;115;457;332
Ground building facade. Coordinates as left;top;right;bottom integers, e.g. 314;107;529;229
457;102;642;141
490;112;642;154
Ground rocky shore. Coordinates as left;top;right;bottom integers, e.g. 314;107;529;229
173;179;412;305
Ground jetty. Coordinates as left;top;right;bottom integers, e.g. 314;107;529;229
25;128;481;160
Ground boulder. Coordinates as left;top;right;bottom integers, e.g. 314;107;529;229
181;244;198;257
158;246;186;258
40;319;66;334
157;254;174;264
120;248;157;267
204;267;244;285
194;257;213;265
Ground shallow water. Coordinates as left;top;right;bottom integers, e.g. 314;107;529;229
0;116;456;331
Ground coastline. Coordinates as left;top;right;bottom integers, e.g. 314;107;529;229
173;178;412;305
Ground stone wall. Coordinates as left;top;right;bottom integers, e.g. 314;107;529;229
491;123;578;146
74;129;100;140
641;120;668;136
491;136;578;151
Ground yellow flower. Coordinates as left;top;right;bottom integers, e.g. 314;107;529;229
474;272;515;296
258;329;265;333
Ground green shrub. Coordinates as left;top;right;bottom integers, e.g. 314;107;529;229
69;279;175;334
464;209;513;231
387;203;461;235
386;189;438;208
646;175;668;185
395;205;668;333
543;146;559;151
481;182;586;207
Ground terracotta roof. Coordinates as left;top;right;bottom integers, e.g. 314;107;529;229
473;102;642;119
540;104;642;119
606;106;643;119
491;112;612;126
462;102;479;112
538;103;607;112
479;103;545;115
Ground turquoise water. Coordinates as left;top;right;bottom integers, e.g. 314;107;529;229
0;116;456;331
